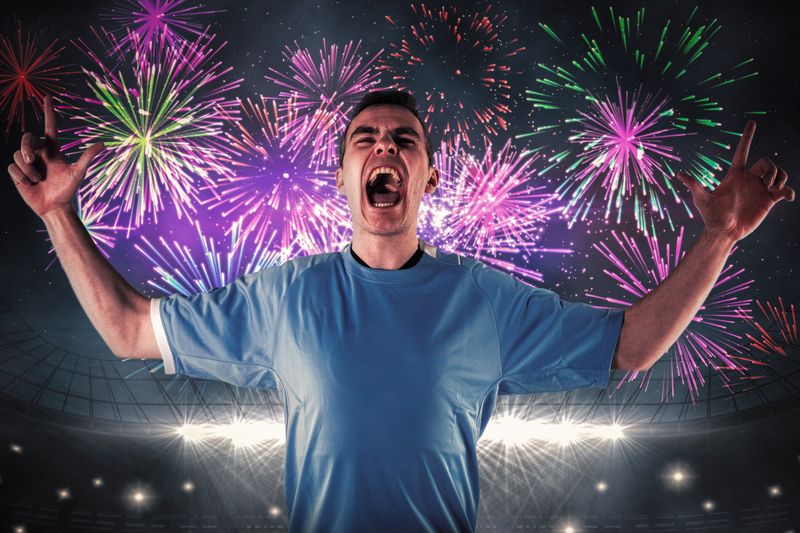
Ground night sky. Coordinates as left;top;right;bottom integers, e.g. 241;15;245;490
1;0;797;376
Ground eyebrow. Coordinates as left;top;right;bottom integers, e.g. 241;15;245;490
349;126;421;141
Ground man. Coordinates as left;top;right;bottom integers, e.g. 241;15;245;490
8;90;794;532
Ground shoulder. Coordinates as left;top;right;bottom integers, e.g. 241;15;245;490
436;251;511;287
429;249;520;297
281;250;341;277
436;251;558;304
242;250;342;294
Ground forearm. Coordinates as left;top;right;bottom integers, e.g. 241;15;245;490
42;206;152;357
615;229;737;371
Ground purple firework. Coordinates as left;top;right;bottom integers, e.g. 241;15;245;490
265;39;385;170
587;227;755;402
204;96;350;262
65;29;240;232
102;0;223;56
136;218;283;297
418;138;566;284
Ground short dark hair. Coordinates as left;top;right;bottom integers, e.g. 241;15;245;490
338;90;434;167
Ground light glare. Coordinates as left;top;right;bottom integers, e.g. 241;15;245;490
176;420;286;446
482;417;627;446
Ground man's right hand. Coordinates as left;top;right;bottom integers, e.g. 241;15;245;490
8;96;104;219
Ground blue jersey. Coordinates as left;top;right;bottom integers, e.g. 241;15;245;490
151;240;624;532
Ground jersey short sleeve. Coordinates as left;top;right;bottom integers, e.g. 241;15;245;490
471;261;625;394
151;266;287;390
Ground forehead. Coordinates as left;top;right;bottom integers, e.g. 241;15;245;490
347;104;424;136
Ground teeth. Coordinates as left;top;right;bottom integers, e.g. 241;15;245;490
367;166;402;186
372;201;396;208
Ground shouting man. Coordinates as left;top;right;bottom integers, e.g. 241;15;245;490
7;90;794;532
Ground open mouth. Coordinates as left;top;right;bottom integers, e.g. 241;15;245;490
365;166;404;208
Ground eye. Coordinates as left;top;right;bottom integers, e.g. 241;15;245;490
397;138;415;145
355;138;374;145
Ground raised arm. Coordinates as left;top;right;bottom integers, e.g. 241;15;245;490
7;96;159;360
612;121;795;371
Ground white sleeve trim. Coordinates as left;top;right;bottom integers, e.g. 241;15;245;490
150;298;177;375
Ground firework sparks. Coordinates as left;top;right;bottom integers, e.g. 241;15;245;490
378;3;525;150
65;29;241;232
204;96;350;262
136;218;283;297
738;298;798;357
0;20;76;135
265;39;385;169
587;227;755;402
554;84;689;233
102;0;224;56
418;138;566;284
526;5;760;236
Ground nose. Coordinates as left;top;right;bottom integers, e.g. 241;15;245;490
373;134;397;156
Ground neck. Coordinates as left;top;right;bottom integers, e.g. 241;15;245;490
351;228;419;270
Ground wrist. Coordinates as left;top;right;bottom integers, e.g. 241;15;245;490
700;227;738;250
41;205;77;227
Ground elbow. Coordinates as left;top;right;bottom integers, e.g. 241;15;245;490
107;335;140;359
110;339;161;361
628;361;653;373
612;348;655;372
108;299;161;360
613;308;658;372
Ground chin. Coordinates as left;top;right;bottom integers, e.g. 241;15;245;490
359;213;408;237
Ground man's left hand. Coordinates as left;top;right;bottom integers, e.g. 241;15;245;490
675;121;795;242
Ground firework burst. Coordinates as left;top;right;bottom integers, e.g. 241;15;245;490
0;20;76;135
102;0;223;56
378;3;525;150
587;227;755;402
65;29;240;232
738;298;798;358
265;39;385;169
418;138;566;284
136;218;283;297
527;5;760;236
204;96;350;262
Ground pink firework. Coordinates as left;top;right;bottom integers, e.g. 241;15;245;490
418;138;565;284
378;4;525;150
204;96;350;261
0;21;76;135
554;84;690;235
266;39;385;169
587;227;755;402
102;0;223;56
66;29;240;232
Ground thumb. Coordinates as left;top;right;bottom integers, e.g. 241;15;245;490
74;142;105;177
770;186;796;204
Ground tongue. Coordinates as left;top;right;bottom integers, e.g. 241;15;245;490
371;191;400;204
368;173;402;204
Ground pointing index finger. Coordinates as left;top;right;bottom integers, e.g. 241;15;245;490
44;96;58;143
732;120;755;169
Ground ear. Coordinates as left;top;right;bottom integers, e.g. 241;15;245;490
424;167;439;194
335;167;344;195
